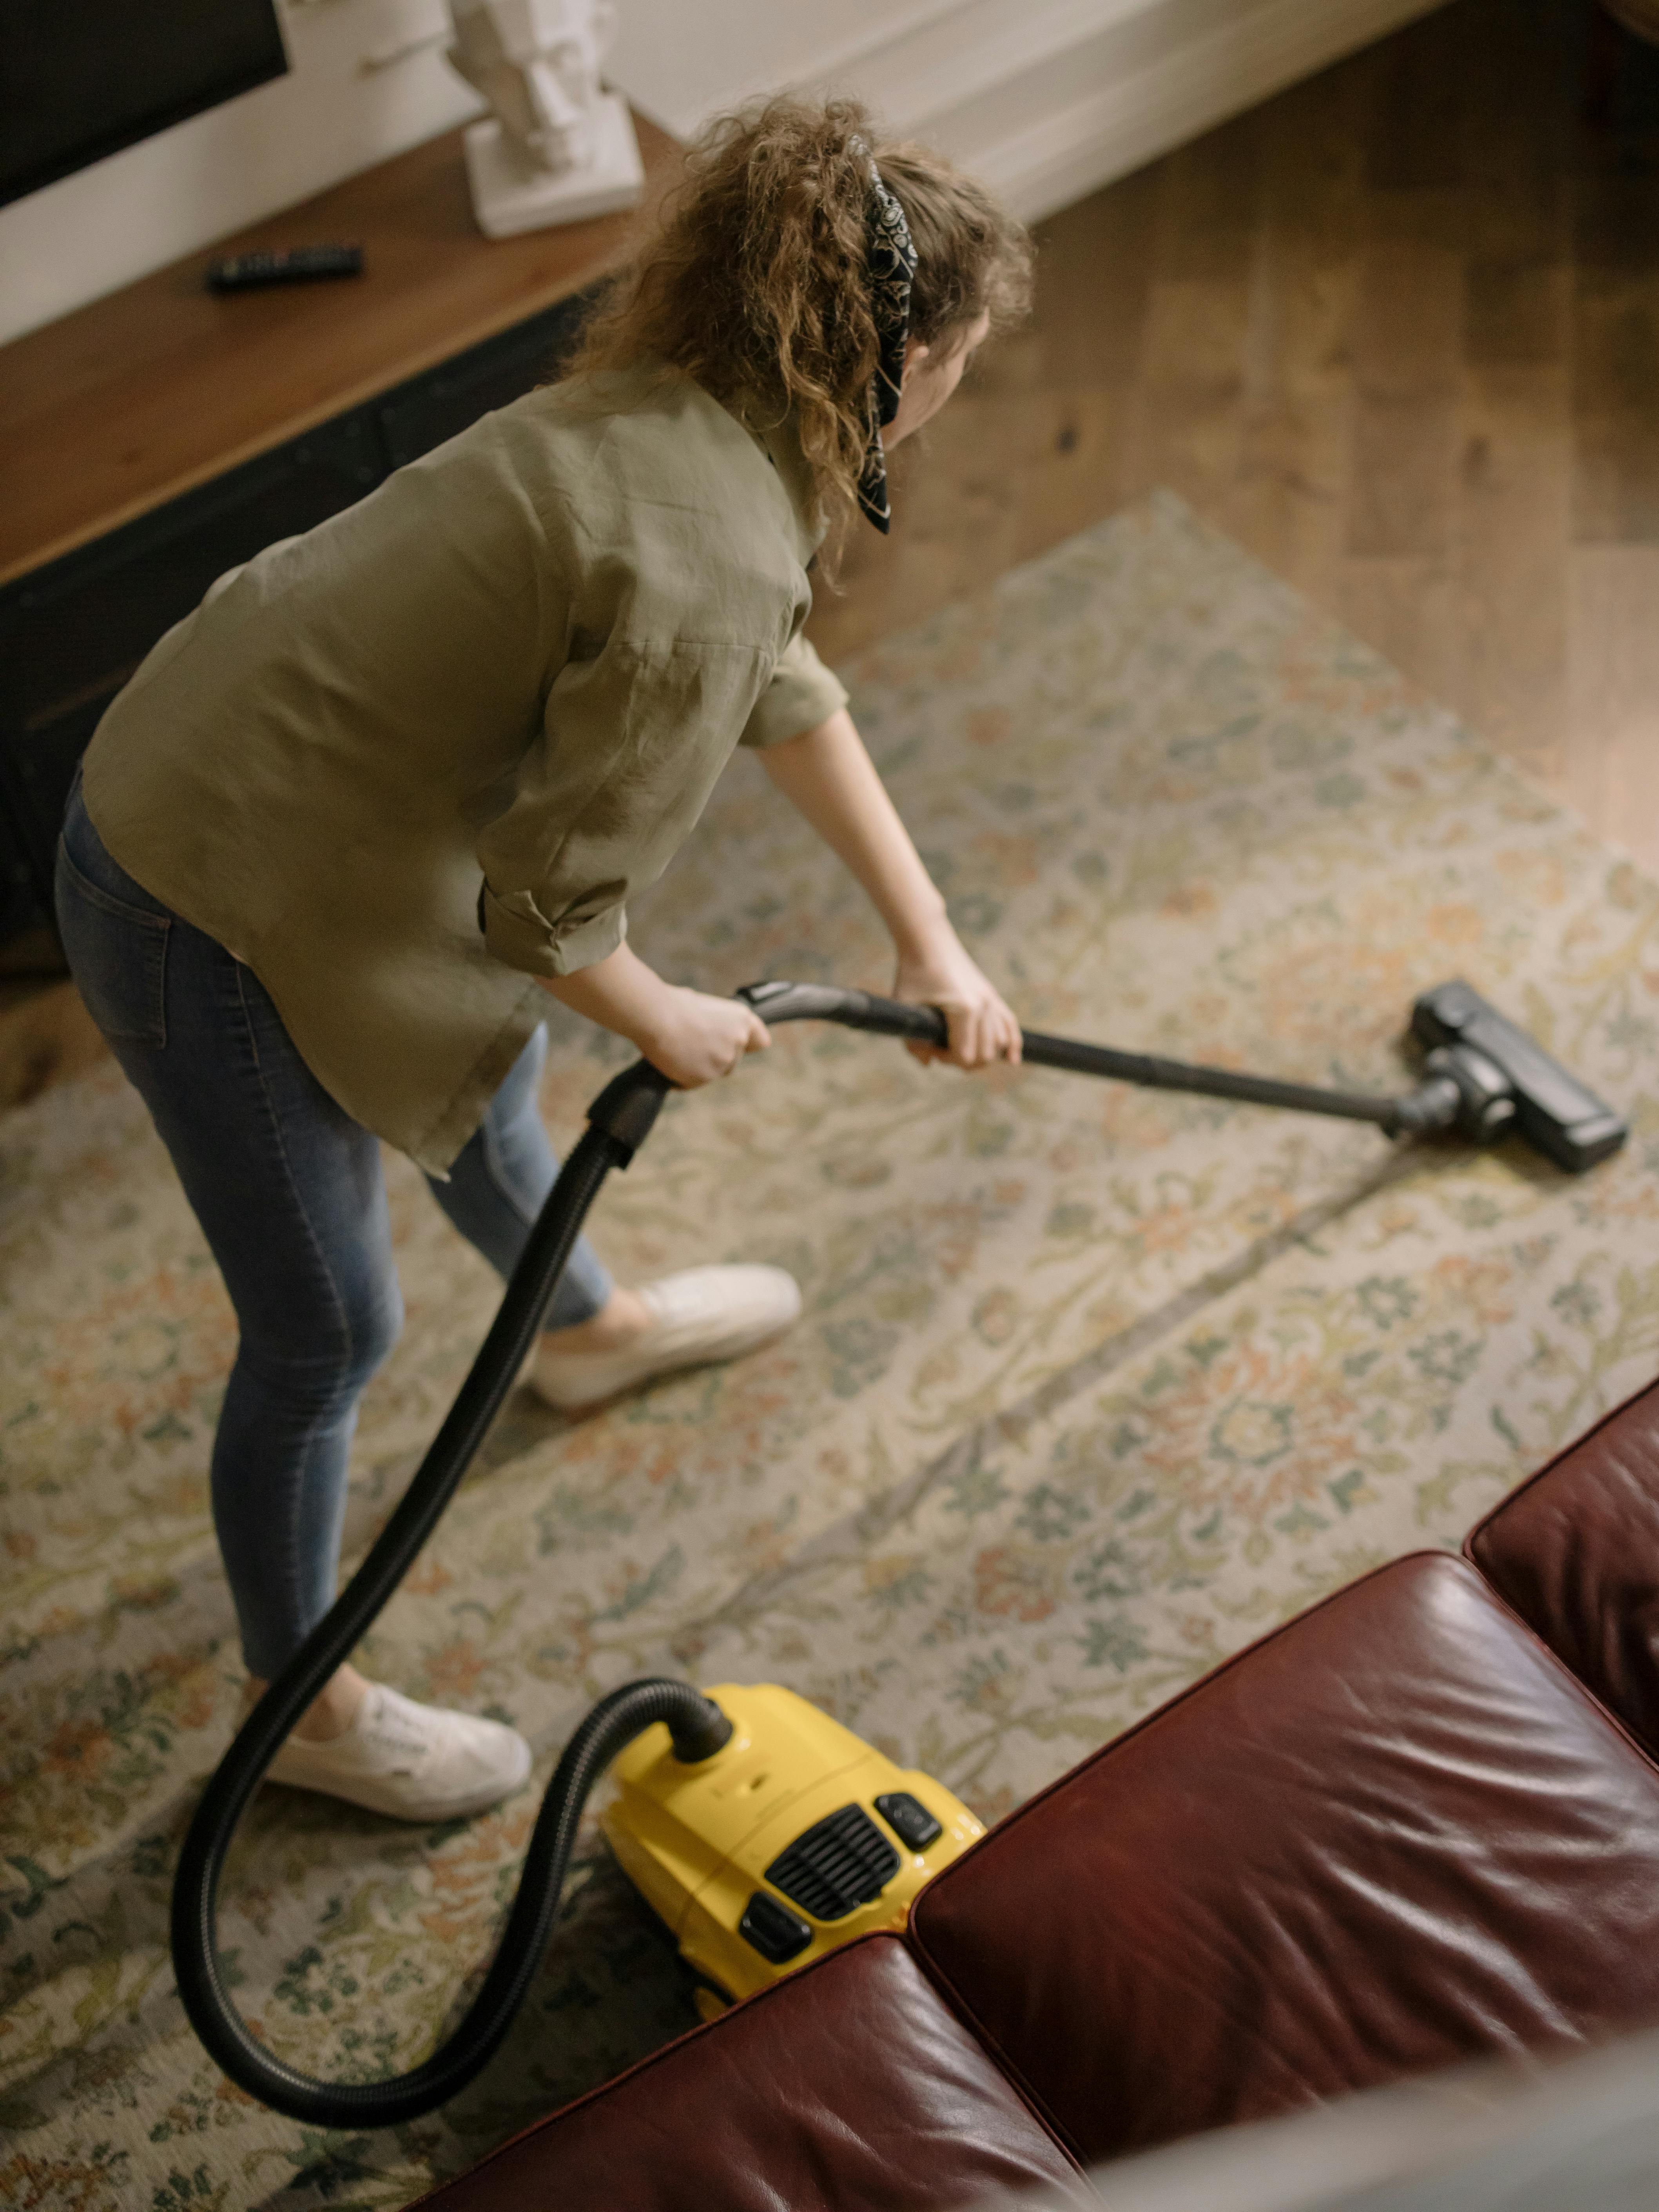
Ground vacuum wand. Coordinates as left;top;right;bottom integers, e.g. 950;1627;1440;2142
736;977;1626;1173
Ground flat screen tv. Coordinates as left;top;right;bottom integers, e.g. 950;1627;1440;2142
0;0;290;209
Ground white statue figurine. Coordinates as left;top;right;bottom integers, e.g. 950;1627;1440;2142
446;0;644;239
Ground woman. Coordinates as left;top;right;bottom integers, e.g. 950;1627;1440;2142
55;100;1032;1823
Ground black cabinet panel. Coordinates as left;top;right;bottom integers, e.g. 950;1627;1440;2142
4;414;380;735
0;798;38;942
0;411;381;916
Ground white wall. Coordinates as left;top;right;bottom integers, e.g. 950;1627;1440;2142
0;0;1447;350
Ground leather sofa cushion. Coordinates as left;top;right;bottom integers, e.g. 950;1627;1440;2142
408;1932;1084;2212
1468;1380;1659;1755
910;1554;1659;2168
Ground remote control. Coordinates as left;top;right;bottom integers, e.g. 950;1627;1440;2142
206;243;364;292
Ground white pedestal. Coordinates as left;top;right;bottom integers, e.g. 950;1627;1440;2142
463;93;644;239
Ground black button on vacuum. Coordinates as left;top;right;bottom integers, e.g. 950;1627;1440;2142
875;1791;943;1850
739;1891;812;1964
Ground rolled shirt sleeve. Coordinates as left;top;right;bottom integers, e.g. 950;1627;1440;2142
476;625;775;978
738;630;849;750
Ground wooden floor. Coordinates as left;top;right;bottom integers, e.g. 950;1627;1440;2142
5;0;1658;1110
814;0;1659;874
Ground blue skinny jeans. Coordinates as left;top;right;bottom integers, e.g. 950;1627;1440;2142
54;778;612;1678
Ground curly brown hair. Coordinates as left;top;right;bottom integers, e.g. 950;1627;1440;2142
569;96;1032;550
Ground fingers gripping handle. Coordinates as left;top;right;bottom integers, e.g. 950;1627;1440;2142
737;979;949;1049
583;992;944;1149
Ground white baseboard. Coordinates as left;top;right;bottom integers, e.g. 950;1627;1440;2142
968;0;1450;223
798;0;1173;144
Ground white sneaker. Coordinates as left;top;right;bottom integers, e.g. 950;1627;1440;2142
527;1264;801;1414
264;1683;532;1822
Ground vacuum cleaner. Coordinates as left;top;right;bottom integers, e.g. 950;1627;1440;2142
169;975;1625;2129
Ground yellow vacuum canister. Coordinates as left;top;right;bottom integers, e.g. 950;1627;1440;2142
601;1683;984;2016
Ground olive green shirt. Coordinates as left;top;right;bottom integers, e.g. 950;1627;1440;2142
81;360;848;1172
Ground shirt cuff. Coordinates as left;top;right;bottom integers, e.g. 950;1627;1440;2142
479;882;627;977
738;638;849;749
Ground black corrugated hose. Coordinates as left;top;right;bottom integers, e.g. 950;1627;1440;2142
169;1058;734;2128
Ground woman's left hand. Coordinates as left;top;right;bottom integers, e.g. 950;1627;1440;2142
893;932;1023;1070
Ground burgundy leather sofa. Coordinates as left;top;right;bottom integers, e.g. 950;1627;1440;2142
417;1376;1659;2212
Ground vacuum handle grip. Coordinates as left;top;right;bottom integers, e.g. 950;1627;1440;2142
836;990;950;1048
738;979;949;1049
585;1057;675;1163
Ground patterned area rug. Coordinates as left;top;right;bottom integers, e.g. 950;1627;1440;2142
5;491;1659;2210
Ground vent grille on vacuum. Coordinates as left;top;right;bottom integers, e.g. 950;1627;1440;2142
764;1802;900;1922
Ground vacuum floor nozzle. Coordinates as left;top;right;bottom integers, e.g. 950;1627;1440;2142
1411;980;1626;1172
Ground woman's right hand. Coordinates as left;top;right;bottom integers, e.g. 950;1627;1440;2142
636;984;771;1088
540;945;771;1087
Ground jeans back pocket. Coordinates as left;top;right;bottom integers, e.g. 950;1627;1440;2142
54;824;171;1050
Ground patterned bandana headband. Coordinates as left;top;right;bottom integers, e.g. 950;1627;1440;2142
856;146;917;534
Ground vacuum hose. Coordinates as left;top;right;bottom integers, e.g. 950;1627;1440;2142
170;1059;733;2128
